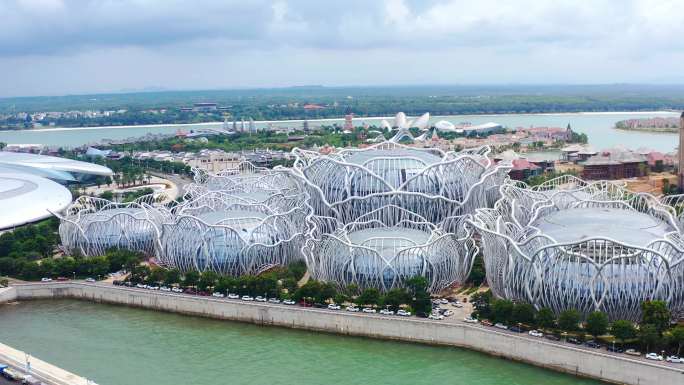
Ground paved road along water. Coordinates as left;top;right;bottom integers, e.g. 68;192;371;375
0;299;603;385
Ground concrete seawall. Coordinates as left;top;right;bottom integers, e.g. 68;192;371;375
6;283;684;385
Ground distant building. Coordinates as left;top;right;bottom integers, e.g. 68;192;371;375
344;109;354;131
680;112;684;191
192;103;218;112
582;148;647;180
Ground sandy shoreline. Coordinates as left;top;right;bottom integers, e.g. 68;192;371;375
0;111;679;133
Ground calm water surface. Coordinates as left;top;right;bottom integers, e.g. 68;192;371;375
0;300;603;385
0;112;678;151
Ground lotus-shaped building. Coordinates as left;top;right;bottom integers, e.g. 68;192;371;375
292;141;510;229
303;205;477;293
156;163;309;275
471;176;684;321
58;195;168;256
294;141;510;293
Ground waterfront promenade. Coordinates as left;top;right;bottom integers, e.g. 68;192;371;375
2;282;682;385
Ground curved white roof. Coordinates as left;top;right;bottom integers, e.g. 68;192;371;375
394;112;407;129
412;112;430;130
435;120;456;131
0;152;113;182
0;173;72;229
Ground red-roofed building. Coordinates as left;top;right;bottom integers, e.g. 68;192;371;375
509;158;542;180
303;104;325;110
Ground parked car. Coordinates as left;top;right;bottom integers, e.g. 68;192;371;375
528;330;543;337
85;277;96;283
379;309;394;315
396;309;411;317
136;283;146;289
463;317;478;324
666;355;684;363
41;277;52;282
268;298;281;304
429;313;444;320
440;298;449;304
327;303;341;310
625;349;641;356
362;308;377;313
255;296;267;302
544;334;561;341
509;326;523;333
212;292;225;298
645;353;663;361
480;319;493;327
227;293;239;299
584;340;602;349
148;285;160;290
606;345;624;353
494;323;508;330
241;295;254;301
453;302;464;308
443;310;454;317
160;286;171;292
346;306;360;312
283;299;296;305
567;337;583;345
172;287;184;293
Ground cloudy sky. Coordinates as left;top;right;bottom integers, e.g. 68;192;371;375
1;0;683;97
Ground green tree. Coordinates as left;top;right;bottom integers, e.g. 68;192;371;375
669;325;684;355
407;276;432;317
558;309;581;331
381;288;411;311
99;190;114;201
164;268;182;286
536;307;556;329
490;299;514;324
357;288;381;307
183;270;200;287
466;254;486;286
639;324;661;352
471;290;493;320
294;280;322;303
511;303;536;326
611;320;637;346
640;300;671;335
147;267;166;284
585;311;609;338
197;271;219;291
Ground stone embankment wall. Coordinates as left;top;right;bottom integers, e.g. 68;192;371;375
7;283;684;385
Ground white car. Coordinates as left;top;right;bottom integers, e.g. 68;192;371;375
443;310;454;317
85;278;96;283
463;317;478;323
666;355;684;363
379;309;394;315
255;296;267;302
429;313;444;320
136;283;146;289
172;287;184;293
528;330;544;337
283;299;296;305
440;298;449;304
241;295;254;301
362;308;376;313
41;278;52;282
227;293;239;299
268;298;281;303
645;353;663;361
396;310;411;317
494;323;508;330
453;303;464;308
212;292;225;298
327;303;341;310
346;306;360;312
148;285;160;290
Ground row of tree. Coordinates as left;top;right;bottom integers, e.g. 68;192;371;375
472;291;684;354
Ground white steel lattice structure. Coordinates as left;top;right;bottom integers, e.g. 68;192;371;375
470;176;684;321
58;194;169;256
292;141;509;293
185;161;300;199
303;205;478;293
156;164;310;275
292;141;510;230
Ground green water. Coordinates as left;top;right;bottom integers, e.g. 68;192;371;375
0;300;601;385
